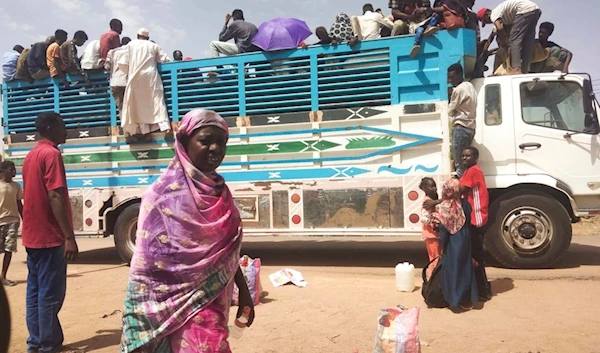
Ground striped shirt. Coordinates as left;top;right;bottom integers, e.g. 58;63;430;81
460;165;489;228
491;0;539;26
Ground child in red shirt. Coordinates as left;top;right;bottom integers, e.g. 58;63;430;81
459;146;492;301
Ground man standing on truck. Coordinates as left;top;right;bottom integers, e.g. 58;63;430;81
120;28;171;142
100;19;123;66
105;37;132;115
21;112;80;353
478;0;541;75
447;63;477;178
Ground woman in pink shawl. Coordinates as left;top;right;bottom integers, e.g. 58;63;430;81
120;109;255;353
436;178;478;310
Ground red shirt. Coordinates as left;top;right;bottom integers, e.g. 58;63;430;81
22;140;73;249
460;165;489;228
99;30;121;62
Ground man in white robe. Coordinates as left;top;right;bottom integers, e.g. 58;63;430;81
119;28;171;140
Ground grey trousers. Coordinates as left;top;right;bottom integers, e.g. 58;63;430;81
509;9;542;73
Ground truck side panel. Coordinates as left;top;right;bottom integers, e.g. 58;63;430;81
2;29;476;236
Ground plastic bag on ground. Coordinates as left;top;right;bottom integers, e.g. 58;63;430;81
373;306;421;353
232;255;263;306
268;268;308;288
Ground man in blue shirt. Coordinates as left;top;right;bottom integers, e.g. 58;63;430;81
2;45;24;82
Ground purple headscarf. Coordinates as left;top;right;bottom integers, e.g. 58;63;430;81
120;109;242;353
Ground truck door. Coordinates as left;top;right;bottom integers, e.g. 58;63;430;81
476;80;516;176
513;76;600;209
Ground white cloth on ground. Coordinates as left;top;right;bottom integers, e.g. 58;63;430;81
119;39;171;135
80;40;102;70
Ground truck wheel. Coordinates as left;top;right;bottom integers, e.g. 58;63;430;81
485;191;572;269
114;203;140;264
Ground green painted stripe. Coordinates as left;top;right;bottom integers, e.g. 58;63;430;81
6;140;344;165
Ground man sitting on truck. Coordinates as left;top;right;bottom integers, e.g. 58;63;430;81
447;63;477;178
27;38;53;80
60;31;90;83
535;22;573;74
2;45;24;82
478;0;541;75
210;9;258;58
351;3;394;40
80;39;103;72
46;29;68;79
388;0;429;36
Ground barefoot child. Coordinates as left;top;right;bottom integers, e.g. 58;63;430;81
419;177;440;279
0;161;23;287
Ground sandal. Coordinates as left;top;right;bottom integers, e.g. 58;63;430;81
2;279;17;287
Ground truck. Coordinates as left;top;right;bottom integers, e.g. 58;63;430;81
2;29;599;268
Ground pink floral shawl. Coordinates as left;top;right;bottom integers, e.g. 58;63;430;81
120;109;242;353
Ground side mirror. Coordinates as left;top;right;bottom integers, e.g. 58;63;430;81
583;79;595;114
583;79;600;134
584;113;600;135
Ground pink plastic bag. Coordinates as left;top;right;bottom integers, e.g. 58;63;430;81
232;255;263;306
373;306;421;353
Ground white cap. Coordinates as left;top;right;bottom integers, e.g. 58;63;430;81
137;28;149;37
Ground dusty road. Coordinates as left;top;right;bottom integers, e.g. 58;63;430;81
4;234;600;353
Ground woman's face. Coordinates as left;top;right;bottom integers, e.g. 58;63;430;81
185;126;227;173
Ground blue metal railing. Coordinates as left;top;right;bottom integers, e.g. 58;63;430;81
2;29;476;134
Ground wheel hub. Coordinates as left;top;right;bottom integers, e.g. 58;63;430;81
518;223;537;239
502;207;553;252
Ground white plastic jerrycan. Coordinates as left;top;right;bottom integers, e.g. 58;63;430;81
395;262;416;292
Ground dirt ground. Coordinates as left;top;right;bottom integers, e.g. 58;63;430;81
4;230;600;353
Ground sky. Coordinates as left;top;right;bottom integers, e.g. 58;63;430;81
0;0;599;89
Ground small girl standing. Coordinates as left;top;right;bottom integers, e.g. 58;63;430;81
419;177;440;279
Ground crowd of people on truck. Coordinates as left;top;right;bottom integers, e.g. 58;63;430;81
1;0;572;144
0;0;578;352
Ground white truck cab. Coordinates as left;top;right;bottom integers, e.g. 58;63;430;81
472;72;600;267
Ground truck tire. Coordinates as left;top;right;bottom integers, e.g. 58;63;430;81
0;283;10;353
114;203;140;264
485;191;572;269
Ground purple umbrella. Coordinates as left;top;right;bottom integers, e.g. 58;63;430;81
252;18;313;51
